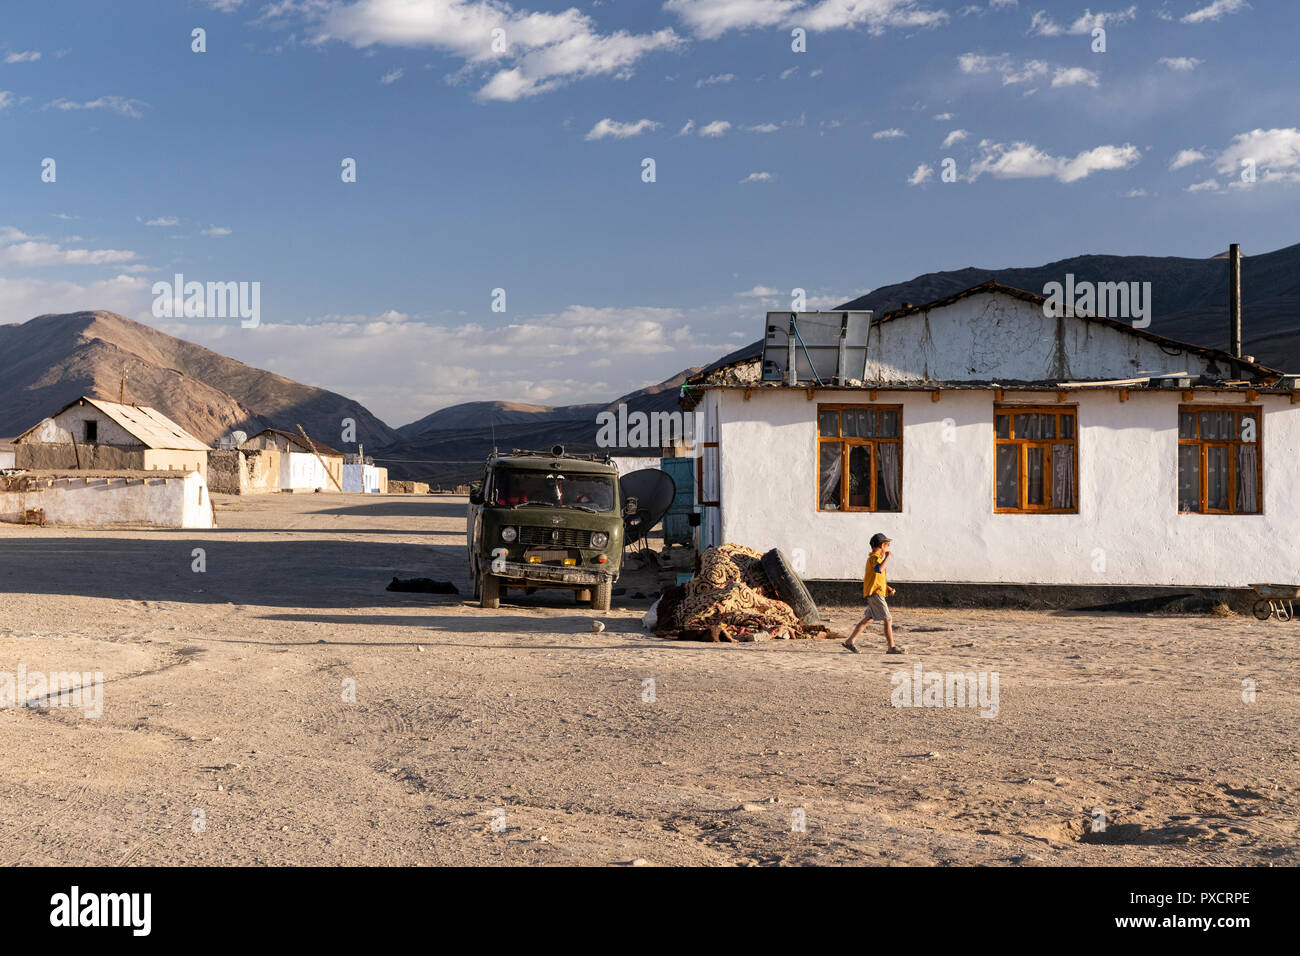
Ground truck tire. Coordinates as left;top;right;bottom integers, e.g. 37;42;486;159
760;548;819;624
480;572;500;609
592;578;612;612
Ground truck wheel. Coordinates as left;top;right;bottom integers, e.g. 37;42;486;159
480;573;500;609
592;579;612;612
760;548;819;624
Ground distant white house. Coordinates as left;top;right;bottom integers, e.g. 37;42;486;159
240;428;344;492
681;282;1298;588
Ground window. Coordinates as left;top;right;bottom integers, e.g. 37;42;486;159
994;406;1077;513
816;404;902;512
1178;406;1260;514
84;420;98;443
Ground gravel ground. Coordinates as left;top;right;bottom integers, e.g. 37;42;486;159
0;493;1295;866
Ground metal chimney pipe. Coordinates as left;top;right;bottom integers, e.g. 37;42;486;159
1229;243;1242;358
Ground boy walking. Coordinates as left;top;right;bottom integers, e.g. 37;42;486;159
844;533;902;654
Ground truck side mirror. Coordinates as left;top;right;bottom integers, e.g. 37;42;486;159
468;485;484;505
623;496;639;516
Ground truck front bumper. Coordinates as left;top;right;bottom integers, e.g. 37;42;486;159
491;560;616;587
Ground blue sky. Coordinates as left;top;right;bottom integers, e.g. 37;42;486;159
1;0;1296;426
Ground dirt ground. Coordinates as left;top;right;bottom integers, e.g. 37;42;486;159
0;492;1295;866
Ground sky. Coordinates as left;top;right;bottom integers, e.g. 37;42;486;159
1;0;1297;428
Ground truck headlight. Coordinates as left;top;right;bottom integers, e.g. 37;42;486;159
590;531;609;549
500;526;517;543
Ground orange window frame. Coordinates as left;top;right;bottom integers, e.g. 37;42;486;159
993;405;1078;514
1177;405;1262;515
815;404;903;513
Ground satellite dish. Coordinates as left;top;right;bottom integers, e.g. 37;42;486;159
619;469;676;542
230;430;248;446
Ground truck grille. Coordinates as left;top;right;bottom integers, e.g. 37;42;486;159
519;526;593;549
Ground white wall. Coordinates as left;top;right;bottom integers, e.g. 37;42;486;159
341;463;382;493
0;450;14;469
0;471;213;529
715;387;1299;588
283;451;328;490
865;292;1226;384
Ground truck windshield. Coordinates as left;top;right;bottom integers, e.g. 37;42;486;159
492;470;616;512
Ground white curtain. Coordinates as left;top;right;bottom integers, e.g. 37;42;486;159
877;443;901;510
1051;445;1074;509
1236;445;1259;513
819;447;842;509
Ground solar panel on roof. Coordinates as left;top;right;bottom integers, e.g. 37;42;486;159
761;311;873;385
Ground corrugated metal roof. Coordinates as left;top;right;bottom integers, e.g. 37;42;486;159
14;396;210;450
83;398;211;450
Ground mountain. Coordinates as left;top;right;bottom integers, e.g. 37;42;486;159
706;242;1300;377
378;368;702;484
395;400;599;439
0;310;399;448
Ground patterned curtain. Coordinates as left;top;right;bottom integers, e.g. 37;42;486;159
1051;445;1074;509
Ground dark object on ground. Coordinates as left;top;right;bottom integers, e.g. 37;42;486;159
760;548;819;624
387;577;460;594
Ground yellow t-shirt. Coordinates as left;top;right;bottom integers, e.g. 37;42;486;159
863;549;887;597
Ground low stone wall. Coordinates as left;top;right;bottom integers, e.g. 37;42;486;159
207;449;278;494
387;480;430;494
16;443;144;472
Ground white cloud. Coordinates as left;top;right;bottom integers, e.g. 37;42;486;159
1214;127;1300;184
1169;148;1207;170
676;119;696;136
45;95;148;118
1028;5;1136;36
873;127;906;140
4;51;41;63
144;216;180;227
958;53;1048;85
205;0;246;11
1051;66;1099;87
1187;179;1220;192
696;72;734;87
779;66;799;80
1158;56;1203;71
0;229;136;267
941;128;968;148
746;122;780;133
585;117;661;139
0;274;151;324
0;91;14;112
200;226;233;237
907;163;934;185
699;120;731;137
737;285;782;297
1124;187;1148;197
1182;0;1248;24
315;0;682;102
933;111;955;120
380;66;404;84
968;140;1140;182
740;171;773;183
156;303;739;425
664;0;947;39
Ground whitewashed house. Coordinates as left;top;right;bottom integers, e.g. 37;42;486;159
241;428;343;492
680;281;1299;589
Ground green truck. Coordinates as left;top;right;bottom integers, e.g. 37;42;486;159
467;447;627;611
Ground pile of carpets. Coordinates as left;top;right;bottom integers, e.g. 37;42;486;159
651;544;843;642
